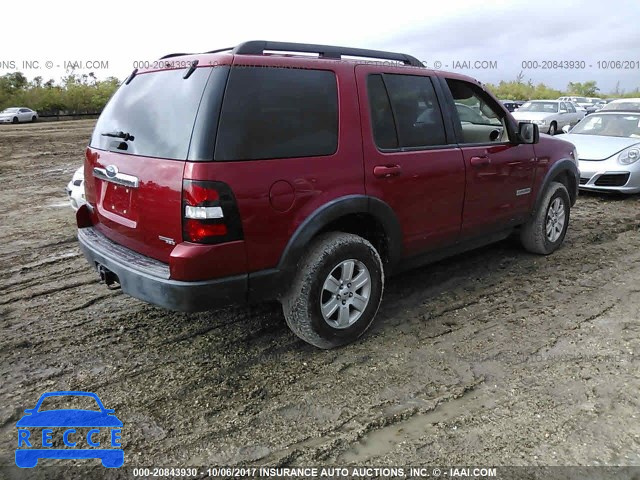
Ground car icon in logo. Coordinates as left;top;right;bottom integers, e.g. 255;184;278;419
105;165;118;178
15;391;123;468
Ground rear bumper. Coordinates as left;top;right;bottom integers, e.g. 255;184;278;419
77;227;248;312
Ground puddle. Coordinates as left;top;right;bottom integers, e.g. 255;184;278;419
339;386;489;462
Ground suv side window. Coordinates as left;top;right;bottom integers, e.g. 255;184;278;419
445;78;508;144
567;103;576;113
367;75;398;149
215;67;338;161
367;74;446;149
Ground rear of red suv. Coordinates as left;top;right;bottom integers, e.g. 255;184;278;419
79;54;251;310
79;44;364;316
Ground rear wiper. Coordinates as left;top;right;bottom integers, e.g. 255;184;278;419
101;131;135;141
183;59;199;79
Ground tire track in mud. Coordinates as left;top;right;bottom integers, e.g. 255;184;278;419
1;257;84;291
0;279;97;306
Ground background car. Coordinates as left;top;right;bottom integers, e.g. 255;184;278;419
600;98;640;112
0;107;38;124
558;96;591;109
560;110;640;193
585;97;605;114
65;167;86;211
455;102;492;123
512;100;582;135
568;101;588;118
501;100;520;112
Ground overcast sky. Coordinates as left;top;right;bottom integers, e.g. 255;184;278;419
3;0;639;93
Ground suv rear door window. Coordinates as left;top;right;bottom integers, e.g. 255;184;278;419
215;67;338;161
90;67;213;160
367;74;446;149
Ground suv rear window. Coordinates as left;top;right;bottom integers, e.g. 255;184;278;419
90;67;212;160
214;67;338;161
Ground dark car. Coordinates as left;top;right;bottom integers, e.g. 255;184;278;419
501;100;522;112
76;40;579;348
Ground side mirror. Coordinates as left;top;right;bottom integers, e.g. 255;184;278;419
562;125;571;134
518;122;539;144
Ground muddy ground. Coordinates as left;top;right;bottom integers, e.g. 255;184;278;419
1;120;639;476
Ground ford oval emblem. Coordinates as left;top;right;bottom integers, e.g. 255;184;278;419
105;165;118;178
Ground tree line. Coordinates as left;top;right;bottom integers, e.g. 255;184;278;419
485;73;640;100
1;70;639;116
0;72;119;116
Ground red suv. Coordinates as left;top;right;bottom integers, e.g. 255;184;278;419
77;41;579;348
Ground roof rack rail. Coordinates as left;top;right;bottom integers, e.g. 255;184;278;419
204;47;234;54
160;53;193;59
231;40;423;67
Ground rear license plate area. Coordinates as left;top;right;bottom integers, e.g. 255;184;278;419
103;183;133;218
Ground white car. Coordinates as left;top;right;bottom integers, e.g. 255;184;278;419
512;100;582;135
560;111;640;194
65;167;86;210
0;107;38;124
601;98;640;112
558;96;592;109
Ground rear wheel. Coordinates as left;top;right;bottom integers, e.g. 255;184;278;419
281;232;384;349
520;181;570;254
12;117;18;124
31;116;37;122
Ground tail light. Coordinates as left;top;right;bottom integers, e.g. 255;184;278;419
182;180;243;244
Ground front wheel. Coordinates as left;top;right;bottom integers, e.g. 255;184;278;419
520;181;570;254
12;117;18;124
281;232;384;349
548;122;557;135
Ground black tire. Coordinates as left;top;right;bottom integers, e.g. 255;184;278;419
548;122;557;135
12;117;18;124
31;116;37;122
520;181;570;255
281;232;384;349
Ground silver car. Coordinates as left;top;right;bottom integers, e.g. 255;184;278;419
600;98;640;112
560;111;640;193
512;100;582;135
0;107;38;124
